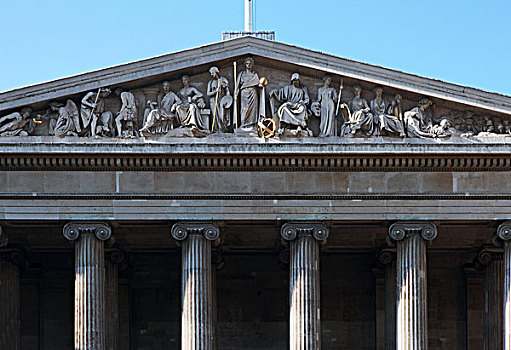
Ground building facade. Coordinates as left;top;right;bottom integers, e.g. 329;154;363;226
0;36;511;349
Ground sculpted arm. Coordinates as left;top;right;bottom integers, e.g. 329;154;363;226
302;86;310;105
206;81;215;98
81;92;96;109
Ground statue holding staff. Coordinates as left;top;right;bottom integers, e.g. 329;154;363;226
207;66;231;133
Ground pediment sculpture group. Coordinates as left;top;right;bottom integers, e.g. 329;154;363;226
1;57;508;139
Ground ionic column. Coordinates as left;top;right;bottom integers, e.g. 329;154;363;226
378;249;397;350
63;222;112;350
388;222;437;349
498;222;511;349
281;222;329;350
106;249;124;350
171;222;220;350
0;227;21;350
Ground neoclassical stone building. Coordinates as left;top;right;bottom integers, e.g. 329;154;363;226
1;36;511;349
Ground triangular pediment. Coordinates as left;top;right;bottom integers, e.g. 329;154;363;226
0;36;510;142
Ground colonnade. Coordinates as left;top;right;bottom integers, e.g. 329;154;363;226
1;221;511;349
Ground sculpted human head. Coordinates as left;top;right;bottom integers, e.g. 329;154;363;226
419;98;433;111
99;88;111;98
244;57;254;70
181;75;190;87
291;73;300;87
162;81;171;93
353;85;362;97
209;66;219;78
374;86;383;98
21;107;33;118
323;75;332;86
394;94;402;103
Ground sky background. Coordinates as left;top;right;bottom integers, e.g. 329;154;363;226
1;0;510;95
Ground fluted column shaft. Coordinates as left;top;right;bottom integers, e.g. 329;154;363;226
0;256;20;350
498;222;511;350
64;222;112;350
106;250;123;350
389;222;437;350
281;223;329;350
483;256;503;350
385;259;397;350
172;223;220;350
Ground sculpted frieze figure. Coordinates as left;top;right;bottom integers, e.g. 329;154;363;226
269;73;312;136
114;88;138;138
173;75;208;135
140;81;180;136
316;75;338;137
403;98;449;138
371;88;405;137
207;67;232;133
50;100;80;137
0;107;37;137
80;88;113;137
235;57;266;132
340;85;375;136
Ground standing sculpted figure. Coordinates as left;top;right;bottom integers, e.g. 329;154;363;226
114;88;138;138
317;75;338;137
236;57;266;131
140;81;180;135
0;108;36;136
207;66;232;133
371;87;405;137
340;85;375;136
80;88;113;137
173;75;208;133
50;100;80;137
269;73;312;136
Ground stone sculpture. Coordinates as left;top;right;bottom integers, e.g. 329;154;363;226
173;75;208;135
340;85;375;136
50;100;80;137
0;108;36;136
114;89;138;138
269;73;312;136
207;67;232;133
403;98;437;138
140;81;181;136
371;88;405;137
235;57;266;132
80;88;113;137
316;76;338;137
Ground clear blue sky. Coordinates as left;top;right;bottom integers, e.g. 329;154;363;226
1;0;510;95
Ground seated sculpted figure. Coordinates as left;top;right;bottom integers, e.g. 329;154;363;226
80;88;113;137
0;108;36;137
172;75;208;133
50;100;80;137
269;73;312;136
371;87;405;137
140;81;180;136
340;85;375;136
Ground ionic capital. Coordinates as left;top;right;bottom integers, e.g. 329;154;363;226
497;221;511;241
477;246;503;266
63;222;112;241
377;248;396;265
0;225;6;247
388;222;437;242
171;222;220;242
281;222;329;242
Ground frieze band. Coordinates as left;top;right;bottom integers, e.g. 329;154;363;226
2;57;510;141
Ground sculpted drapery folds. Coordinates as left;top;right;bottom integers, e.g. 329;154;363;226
51;100;80;137
371;87;406;137
341;85;375;136
403;98;441;138
236;57;266;131
140;81;180;136
0;108;36;137
207;66;232;133
115;89;138;138
173;75;208;134
317;75;338;137
80;88;113;137
269;73;312;136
